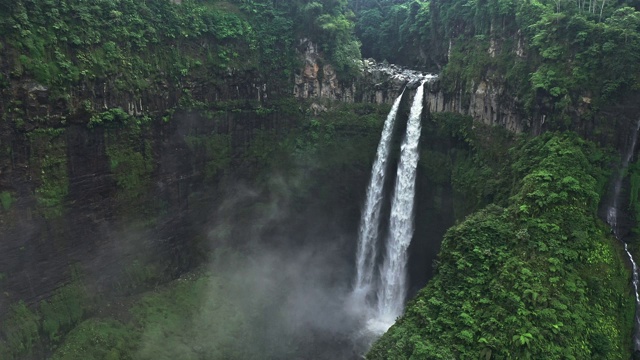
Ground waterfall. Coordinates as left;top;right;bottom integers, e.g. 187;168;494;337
350;76;432;340
375;80;426;329
353;91;405;302
606;119;640;351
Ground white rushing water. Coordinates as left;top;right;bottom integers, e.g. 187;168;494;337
606;119;640;351
353;90;405;303
374;80;426;329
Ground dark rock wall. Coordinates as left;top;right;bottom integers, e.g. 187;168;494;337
0;69;298;316
293;42;529;133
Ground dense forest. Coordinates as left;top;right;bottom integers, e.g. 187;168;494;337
3;0;640;359
354;0;640;131
355;0;640;358
370;120;633;359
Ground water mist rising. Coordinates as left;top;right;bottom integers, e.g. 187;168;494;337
605;119;640;351
375;80;426;329
353;91;405;302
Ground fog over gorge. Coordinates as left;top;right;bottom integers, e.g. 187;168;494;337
152;176;364;360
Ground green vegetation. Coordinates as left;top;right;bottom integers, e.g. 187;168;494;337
0;191;13;210
0;278;87;360
368;132;632;359
40;281;87;342
185;133;231;183
0;0;364;218
105;132;154;213
352;0;431;67
426;112;515;218
130;270;267;360
0;302;40;359
44;268;257;360
51;319;135;360
0;259;166;360
88;108;148;129
3;0;640;359
0;0;361;110
28;128;69;218
352;0;640;129
0;0;257;95
47;248;311;360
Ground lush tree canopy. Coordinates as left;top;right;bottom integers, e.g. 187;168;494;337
351;0;640;127
0;0;362;100
368;131;634;359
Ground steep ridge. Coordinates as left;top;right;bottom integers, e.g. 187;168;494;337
368;132;634;359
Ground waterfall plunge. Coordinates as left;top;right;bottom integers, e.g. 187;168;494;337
375;80;426;328
351;79;429;336
353;91;405;303
606;119;640;351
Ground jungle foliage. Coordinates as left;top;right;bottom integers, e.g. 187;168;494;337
351;0;640;128
0;0;361;105
368;132;633;359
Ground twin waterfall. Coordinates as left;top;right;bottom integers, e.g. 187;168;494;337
606;119;640;351
376;82;425;323
352;79;428;334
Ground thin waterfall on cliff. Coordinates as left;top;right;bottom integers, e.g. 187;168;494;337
606;119;640;351
374;80;426;329
353;90;405;303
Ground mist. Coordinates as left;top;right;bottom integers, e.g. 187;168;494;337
133;171;371;360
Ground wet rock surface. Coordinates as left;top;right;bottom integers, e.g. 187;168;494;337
293;40;526;133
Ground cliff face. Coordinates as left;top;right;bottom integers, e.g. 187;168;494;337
293;40;527;132
425;79;525;133
0;66;297;317
294;40;426;105
293;40;357;103
293;37;638;140
4;30;628;356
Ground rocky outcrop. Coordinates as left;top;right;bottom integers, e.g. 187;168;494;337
294;39;429;106
357;60;430;104
425;80;525;133
293;40;356;103
294;40;527;132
